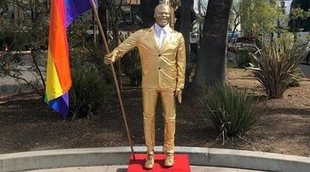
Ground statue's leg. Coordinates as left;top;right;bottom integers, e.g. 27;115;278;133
160;89;176;155
142;88;158;154
160;89;176;167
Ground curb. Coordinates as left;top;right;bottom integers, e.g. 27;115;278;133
1;146;310;172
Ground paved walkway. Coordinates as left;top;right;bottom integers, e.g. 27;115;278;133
0;53;44;98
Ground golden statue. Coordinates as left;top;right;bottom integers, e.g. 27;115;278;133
104;3;186;169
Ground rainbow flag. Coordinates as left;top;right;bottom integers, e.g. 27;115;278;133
45;0;97;117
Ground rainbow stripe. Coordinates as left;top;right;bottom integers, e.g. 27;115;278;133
45;0;96;117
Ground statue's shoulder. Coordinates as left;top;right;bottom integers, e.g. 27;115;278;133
169;28;181;35
170;29;183;38
132;28;151;36
137;28;151;33
171;29;180;34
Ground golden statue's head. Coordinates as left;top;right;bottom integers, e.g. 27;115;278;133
154;4;170;27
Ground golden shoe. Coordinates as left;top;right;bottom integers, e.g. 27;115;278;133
164;153;174;167
144;154;154;169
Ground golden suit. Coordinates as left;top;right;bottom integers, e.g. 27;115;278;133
111;25;186;154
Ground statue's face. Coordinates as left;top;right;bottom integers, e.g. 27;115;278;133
154;5;170;27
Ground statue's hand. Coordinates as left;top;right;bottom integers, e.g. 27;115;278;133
175;89;182;104
104;52;116;65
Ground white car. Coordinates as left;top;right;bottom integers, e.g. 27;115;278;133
231;36;257;52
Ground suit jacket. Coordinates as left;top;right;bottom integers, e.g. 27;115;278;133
111;25;186;91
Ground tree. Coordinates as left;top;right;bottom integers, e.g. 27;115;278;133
0;0;49;95
195;0;233;87
239;0;283;37
98;0;108;43
289;0;310;32
178;0;194;63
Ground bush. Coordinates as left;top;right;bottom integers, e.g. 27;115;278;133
236;50;251;68
247;33;307;98
69;68;110;119
201;83;258;143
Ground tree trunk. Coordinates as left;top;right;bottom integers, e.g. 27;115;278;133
98;0;107;43
96;0;109;75
180;0;193;63
140;0;159;28
195;0;233;87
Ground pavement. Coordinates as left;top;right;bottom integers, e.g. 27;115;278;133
0;52;46;98
1;147;310;172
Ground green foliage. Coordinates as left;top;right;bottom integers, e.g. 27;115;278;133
65;11;113;119
68;17;113;84
65;10;113;119
236;51;251;68
68;18;93;49
239;0;284;35
247;33;307;99
68;26;112;119
69;67;110;119
201;83;258;143
0;1;49;51
0;1;49;95
290;8;310;20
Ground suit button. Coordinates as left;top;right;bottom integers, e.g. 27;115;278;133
158;67;161;70
158;54;161;57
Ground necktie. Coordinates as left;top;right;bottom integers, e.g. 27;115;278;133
159;29;165;48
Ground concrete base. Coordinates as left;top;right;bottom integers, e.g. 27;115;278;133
1;146;310;172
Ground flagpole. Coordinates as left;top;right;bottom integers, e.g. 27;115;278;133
88;0;136;160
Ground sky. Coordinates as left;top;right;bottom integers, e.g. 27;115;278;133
193;0;293;15
193;0;208;14
280;0;293;14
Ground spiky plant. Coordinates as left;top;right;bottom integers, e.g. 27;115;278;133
201;83;258;143
248;34;307;99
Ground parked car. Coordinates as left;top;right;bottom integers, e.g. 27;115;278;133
295;32;310;65
227;31;240;42
230;36;257;52
302;53;310;65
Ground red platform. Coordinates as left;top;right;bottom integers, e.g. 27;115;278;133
127;153;190;172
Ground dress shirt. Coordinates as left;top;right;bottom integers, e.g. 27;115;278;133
154;23;169;48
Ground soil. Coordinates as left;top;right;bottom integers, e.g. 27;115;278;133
0;68;309;157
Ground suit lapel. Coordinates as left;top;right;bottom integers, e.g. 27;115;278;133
149;26;161;51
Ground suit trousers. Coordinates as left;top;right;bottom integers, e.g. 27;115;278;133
142;88;176;154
